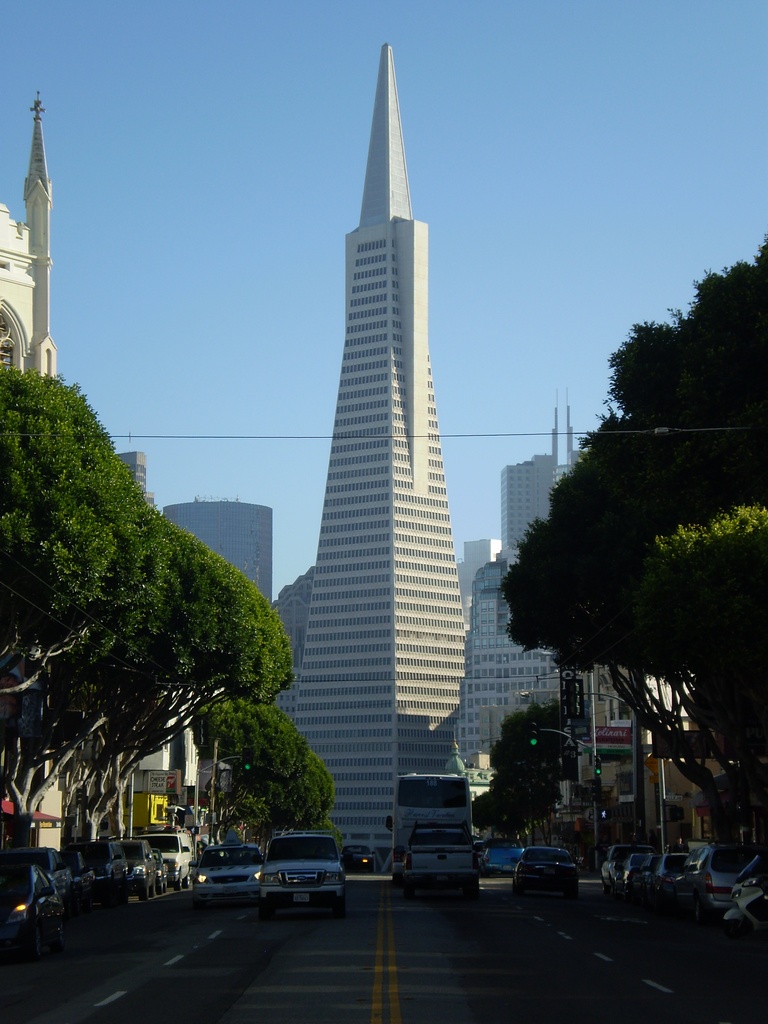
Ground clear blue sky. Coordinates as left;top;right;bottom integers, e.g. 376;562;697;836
2;1;766;597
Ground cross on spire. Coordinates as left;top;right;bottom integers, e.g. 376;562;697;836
30;93;45;120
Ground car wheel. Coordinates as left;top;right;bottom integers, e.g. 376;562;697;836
50;921;65;954
174;879;182;891
332;896;346;918
693;893;708;925
181;873;190;890
69;893;80;918
27;924;43;961
120;881;129;905
139;883;149;901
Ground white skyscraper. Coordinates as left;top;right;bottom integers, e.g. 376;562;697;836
294;45;466;843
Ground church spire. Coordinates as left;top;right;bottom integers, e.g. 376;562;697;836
24;93;51;204
359;44;412;228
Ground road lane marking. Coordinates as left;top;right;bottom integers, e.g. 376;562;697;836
94;992;127;1007
643;979;673;993
208;929;223;939
164;955;184;966
595;953;613;962
371;886;402;1024
557;931;573;940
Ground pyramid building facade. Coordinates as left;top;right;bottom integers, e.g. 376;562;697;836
294;46;466;843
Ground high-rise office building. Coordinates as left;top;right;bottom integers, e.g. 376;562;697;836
501;404;576;552
459;554;557;760
293;45;466;843
0;97;57;376
273;566;315;718
163;498;273;601
457;539;501;628
117;451;155;507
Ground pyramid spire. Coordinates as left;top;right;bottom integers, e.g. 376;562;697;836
359;44;412;227
24;93;51;203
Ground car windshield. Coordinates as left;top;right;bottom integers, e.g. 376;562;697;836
0;850;48;868
410;830;466;846
144;836;181;852
525;849;571;863
267;837;337;862
0;866;30;902
200;847;263;868
68;844;110;861
120;844;145;859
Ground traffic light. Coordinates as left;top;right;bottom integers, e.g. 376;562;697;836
243;746;254;771
592;778;602;803
594;754;602;776
668;805;684;822
528;721;539;746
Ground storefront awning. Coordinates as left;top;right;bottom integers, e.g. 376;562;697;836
1;799;61;823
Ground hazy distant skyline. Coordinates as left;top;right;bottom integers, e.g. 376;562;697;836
2;1;765;593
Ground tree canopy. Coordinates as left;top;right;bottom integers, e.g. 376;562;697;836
503;240;768;839
0;369;293;841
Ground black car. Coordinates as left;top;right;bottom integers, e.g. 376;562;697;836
63;841;128;907
61;850;95;914
0;847;74;918
512;846;579;899
0;862;65;960
342;845;375;873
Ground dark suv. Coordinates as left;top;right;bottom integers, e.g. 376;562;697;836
63;841;128;907
0;847;75;918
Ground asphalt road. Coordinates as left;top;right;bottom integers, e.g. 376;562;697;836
2;873;768;1024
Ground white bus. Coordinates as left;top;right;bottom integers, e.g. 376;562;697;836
385;774;472;884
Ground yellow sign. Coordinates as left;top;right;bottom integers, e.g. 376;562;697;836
645;755;659;784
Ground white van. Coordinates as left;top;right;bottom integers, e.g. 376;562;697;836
135;830;194;890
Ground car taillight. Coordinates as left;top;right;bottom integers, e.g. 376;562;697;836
405;852;412;870
704;871;714;894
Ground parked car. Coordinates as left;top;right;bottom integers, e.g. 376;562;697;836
600;844;655;895
0;847;74;919
121;839;158;901
675;843;768;924
613;852;650;900
342;845;375;873
60;850;95;914
646;852;688;913
192;839;263;910
0;862;65;960
63;840;128;907
480;840;524;877
629;853;660;906
134;830;193;891
151;849;168;895
512;846;578;899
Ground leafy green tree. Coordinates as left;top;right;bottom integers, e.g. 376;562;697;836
479;703;562;842
199;701;335;844
0;369;293;843
503;240;768;838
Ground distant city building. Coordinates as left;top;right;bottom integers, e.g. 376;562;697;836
273;566;315;717
292;46;466;843
460;554;557;760
500;403;576;553
117;451;155;507
457;539;501;628
0;96;57;376
163;498;273;601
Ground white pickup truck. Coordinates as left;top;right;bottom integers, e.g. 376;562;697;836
402;824;480;900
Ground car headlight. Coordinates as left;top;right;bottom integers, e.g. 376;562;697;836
324;870;344;883
134;866;145;875
196;872;209;884
259;871;280;884
7;902;31;923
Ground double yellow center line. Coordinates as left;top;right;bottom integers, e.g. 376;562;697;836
370;885;402;1024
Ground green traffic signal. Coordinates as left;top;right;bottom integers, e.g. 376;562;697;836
594;754;602;775
528;722;539;746
243;746;254;771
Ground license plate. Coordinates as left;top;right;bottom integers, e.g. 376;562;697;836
544;867;556;875
293;893;310;903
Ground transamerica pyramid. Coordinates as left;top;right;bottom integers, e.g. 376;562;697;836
294;45;466;847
